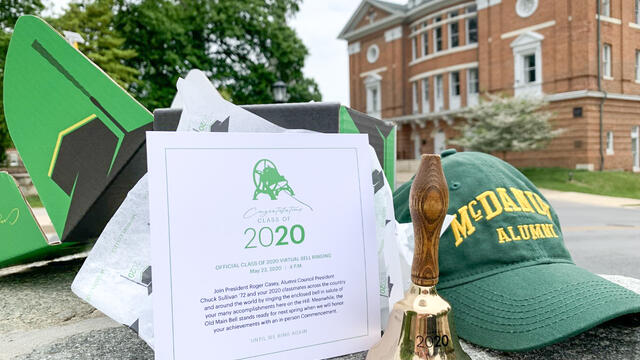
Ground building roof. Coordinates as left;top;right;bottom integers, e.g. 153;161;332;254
373;0;408;13
337;0;406;41
338;0;465;41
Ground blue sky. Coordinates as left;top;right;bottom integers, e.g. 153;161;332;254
44;0;406;106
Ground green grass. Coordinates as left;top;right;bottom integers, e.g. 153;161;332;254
26;195;43;208
519;167;640;200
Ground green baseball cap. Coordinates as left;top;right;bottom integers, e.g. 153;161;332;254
394;150;640;352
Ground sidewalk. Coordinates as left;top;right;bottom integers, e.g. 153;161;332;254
540;188;640;208
396;171;640;209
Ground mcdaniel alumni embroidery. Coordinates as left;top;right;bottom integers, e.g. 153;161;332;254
450;187;558;247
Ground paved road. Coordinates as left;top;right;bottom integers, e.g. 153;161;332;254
1;198;639;359
551;199;640;279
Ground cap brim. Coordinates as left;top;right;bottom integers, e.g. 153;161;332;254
439;263;640;352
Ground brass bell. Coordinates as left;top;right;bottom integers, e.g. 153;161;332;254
367;154;470;360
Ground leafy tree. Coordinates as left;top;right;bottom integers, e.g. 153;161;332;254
449;94;564;161
0;0;45;164
115;0;321;110
112;0;213;110
50;0;139;90
0;0;44;29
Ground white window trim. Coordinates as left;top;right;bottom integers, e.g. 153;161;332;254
465;16;478;44
600;0;611;17
501;20;556;39
409;12;475;37
467;68;479;106
411;128;422;159
516;0;539;18
433;21;443;53
422;32;429;56
434;75;445;111
606;131;614;155
412;81;419;114
384;26;403;42
411;37;417;61
409;1;476;28
477;0;501;10
422;78;430;114
449;72;461;110
364;74;382;119
366;44;380;63
603;44;612;79
636;0;640;24
449;19;459;49
596;14;621;25
409;43;478;66
409;61;479;82
511;32;544;96
347;42;361;55
636;50;640;83
359;66;387;78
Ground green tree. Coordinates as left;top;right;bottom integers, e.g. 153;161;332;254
0;0;45;164
449;94;564;161
115;0;321;110
50;0;139;90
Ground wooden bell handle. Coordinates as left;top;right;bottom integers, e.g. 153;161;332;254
409;154;449;287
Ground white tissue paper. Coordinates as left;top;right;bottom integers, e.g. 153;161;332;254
71;69;406;346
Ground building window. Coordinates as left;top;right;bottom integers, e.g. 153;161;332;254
603;43;612;78
412;81;419;114
601;0;610;17
467;68;479;106
524;54;537;83
365;75;382;119
411;36;417;61
449;11;459;48
366;44;379;63
606;131;614;155
422;78;430;113
466;16;478;44
450;72;461;95
435;74;444;111
636;50;640;82
511;32;543;96
450;71;461;110
422;33;429;56
636;0;640;24
434;17;443;52
516;0;539;18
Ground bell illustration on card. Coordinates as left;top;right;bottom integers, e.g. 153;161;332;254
367;154;470;360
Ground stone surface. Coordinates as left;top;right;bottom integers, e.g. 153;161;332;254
0;257;97;334
12;327;154;360
2;196;640;359
2;261;640;360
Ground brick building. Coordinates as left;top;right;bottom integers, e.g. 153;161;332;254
339;0;640;171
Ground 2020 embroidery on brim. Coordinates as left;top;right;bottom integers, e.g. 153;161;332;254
394;150;640;352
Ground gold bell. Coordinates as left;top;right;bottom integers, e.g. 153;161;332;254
367;154;470;360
